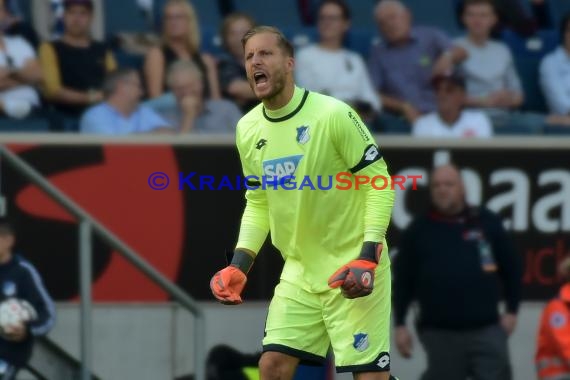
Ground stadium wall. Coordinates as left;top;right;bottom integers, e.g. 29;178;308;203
0;135;566;379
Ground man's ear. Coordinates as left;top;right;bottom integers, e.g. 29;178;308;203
286;57;295;73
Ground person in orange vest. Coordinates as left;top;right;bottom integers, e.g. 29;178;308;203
536;257;570;380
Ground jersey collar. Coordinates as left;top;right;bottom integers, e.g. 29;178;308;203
262;86;309;122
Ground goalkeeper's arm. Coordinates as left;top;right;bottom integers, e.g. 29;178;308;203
210;187;269;305
329;159;395;298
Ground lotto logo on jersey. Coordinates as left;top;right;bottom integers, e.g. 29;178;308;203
262;155;304;179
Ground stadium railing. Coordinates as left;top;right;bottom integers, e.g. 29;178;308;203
0;143;206;380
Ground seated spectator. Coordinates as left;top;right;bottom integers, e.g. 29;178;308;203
0;18;42;120
217;12;257;113
295;0;381;126
0;0;39;49
540;12;570;117
454;0;553;38
146;60;242;134
369;0;467;126
80;68;172;135
144;0;220;99
454;0;543;131
413;71;493;138
39;0;116;124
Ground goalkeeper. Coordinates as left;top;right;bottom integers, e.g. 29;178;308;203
210;26;395;380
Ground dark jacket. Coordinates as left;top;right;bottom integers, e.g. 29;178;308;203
394;206;521;330
0;254;56;367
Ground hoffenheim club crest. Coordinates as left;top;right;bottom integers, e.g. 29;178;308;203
353;333;369;352
296;126;310;145
2;281;16;297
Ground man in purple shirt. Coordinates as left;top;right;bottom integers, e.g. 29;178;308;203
369;0;467;125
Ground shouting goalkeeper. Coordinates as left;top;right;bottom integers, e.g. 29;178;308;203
210;26;395;380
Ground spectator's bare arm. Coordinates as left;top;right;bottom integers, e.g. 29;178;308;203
432;45;468;76
380;93;421;123
11;57;42;85
143;46;166;99
201;53;221;99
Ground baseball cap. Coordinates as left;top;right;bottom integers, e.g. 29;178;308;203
431;70;466;90
63;0;94;10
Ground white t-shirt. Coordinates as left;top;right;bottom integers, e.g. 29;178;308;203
295;44;382;111
0;36;40;106
413;110;493;138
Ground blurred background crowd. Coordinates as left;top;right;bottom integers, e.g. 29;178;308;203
1;0;570;136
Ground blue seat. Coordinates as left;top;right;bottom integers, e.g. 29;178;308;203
544;125;570;135
347;0;377;28
200;26;223;55
501;29;558;113
104;0;150;38
281;26;318;51
346;28;378;58
0;117;51;132
234;0;302;28
190;0;222;29
404;0;462;36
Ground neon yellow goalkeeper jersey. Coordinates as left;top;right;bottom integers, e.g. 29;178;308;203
236;86;394;292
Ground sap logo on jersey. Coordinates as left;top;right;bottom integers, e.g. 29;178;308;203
263;155;303;179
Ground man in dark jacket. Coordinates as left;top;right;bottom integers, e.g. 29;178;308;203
393;164;521;380
0;218;56;379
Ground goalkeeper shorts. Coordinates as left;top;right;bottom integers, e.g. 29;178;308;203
262;263;391;373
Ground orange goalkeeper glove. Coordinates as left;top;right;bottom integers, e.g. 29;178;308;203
210;249;254;305
328;242;382;299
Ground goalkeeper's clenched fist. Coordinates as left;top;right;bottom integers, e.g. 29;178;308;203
328;242;383;299
210;249;254;305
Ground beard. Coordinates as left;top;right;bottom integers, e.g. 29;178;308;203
249;68;287;101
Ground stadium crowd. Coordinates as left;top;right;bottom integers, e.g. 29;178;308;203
0;0;568;136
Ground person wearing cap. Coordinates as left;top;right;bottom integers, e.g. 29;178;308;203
535;257;570;380
0;0;42;120
393;164;521;380
412;71;493;138
38;0;116;127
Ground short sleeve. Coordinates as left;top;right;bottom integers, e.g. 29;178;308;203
80;107;113;134
139;106;172;132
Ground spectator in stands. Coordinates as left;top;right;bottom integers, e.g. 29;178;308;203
0;0;39;49
0;217;56;380
369;0;467;126
144;0;220;100
39;0;116;125
0;13;42;120
80;68;172;135
394;164;521;380
535;257;570;380
454;0;543;131
295;0;381;126
413;71;493;138
540;12;570;118
217;12;257;113
146;60;241;133
454;0;553;38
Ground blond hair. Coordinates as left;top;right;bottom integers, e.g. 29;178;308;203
162;0;201;54
241;25;294;58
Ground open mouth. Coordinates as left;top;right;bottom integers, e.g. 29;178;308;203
253;71;268;85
